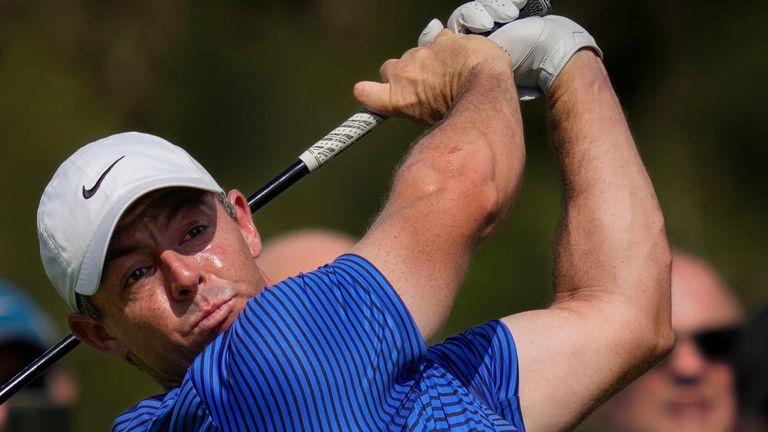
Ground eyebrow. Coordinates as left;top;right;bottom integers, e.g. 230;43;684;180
104;245;140;270
101;241;145;287
101;190;213;277
162;192;210;228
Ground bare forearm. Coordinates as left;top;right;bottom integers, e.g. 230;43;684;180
392;61;525;239
502;50;675;431
354;59;525;339
549;51;672;349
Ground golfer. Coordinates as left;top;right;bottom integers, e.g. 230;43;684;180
37;7;673;431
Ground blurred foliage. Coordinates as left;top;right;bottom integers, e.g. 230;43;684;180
0;0;766;430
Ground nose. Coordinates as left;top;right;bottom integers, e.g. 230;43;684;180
160;249;204;302
664;337;707;384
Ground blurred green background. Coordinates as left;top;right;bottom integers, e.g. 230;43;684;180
0;0;766;430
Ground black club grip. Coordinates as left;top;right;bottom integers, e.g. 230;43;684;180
519;0;552;18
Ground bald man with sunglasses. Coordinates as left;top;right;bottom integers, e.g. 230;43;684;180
589;251;744;432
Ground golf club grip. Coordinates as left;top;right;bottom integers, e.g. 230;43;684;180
483;0;552;35
248;110;387;212
520;0;552;18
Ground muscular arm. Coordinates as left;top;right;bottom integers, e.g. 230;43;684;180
352;34;525;341
502;51;674;431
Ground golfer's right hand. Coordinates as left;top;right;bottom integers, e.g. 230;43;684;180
354;28;511;125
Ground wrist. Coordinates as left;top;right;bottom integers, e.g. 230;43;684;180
465;58;516;97
548;49;607;103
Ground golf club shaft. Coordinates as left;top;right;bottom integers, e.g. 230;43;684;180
0;334;80;405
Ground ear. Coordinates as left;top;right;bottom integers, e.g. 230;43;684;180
67;313;130;358
227;189;263;258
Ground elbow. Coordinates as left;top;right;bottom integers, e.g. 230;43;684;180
651;272;675;364
632;215;674;363
619;241;675;371
610;301;674;376
633;268;676;370
653;322;676;363
649;224;674;361
633;314;675;372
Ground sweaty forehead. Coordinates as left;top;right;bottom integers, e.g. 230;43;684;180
670;254;744;332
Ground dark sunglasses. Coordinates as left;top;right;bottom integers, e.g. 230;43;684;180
681;325;742;362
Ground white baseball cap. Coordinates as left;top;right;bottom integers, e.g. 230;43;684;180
37;132;223;311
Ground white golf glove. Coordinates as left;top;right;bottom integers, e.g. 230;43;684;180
448;0;526;34
419;4;602;100
489;16;602;99
418;0;525;46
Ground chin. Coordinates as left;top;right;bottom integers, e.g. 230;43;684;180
231;296;250;317
663;413;731;432
216;296;249;334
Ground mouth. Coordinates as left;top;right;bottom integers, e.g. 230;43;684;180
664;398;713;421
192;298;235;334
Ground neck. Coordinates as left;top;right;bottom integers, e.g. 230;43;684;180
128;353;186;390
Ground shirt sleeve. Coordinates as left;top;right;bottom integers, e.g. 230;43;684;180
191;254;426;431
427;320;525;430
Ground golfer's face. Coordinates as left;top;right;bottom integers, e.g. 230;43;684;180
93;189;265;382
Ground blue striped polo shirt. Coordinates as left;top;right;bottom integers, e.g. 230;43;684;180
113;254;525;431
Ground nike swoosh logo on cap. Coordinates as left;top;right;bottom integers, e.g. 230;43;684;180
82;156;126;199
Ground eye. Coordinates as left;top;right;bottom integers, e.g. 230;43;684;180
183;225;206;242
124;266;151;288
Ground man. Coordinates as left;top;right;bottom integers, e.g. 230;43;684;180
590;251;744;432
36;5;673;431
0;280;78;432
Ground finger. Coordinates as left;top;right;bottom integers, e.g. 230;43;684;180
447;2;494;34
477;0;520;23
510;0;528;10
418;18;445;47
378;58;399;83
353;81;392;115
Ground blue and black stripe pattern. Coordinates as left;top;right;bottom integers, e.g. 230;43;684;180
113;254;524;431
